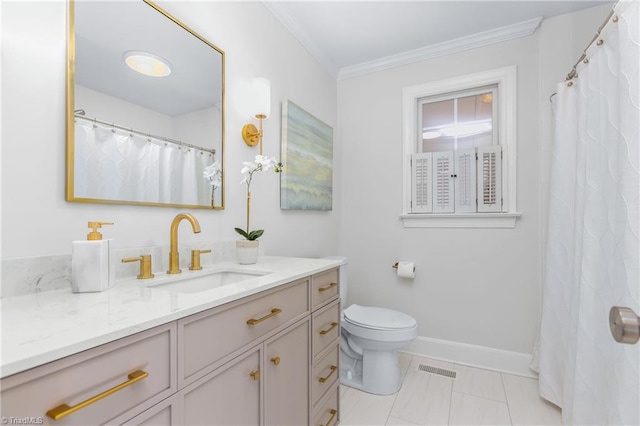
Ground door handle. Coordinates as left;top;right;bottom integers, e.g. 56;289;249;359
609;306;640;344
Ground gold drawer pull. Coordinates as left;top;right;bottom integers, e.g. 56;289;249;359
318;365;337;383
320;408;338;426
247;308;282;325
46;369;148;420
271;356;281;366
250;370;260;381
319;322;338;335
318;282;338;292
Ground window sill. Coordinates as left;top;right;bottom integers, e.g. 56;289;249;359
400;212;522;228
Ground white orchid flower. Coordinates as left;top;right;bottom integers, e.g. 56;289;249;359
203;161;222;189
236;154;284;240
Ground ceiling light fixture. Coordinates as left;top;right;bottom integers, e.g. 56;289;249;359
123;51;172;77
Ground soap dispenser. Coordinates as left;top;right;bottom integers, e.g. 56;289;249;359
71;221;115;293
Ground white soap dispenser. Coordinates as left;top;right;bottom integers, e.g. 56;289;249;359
71;221;115;293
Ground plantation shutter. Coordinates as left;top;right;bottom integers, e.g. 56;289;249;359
432;151;454;213
477;145;502;212
454;149;477;213
411;153;433;213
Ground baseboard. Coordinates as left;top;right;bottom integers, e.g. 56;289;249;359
402;336;537;378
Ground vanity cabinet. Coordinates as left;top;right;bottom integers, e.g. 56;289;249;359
176;319;311;426
177;278;309;387
177;278;312;426
0;267;340;426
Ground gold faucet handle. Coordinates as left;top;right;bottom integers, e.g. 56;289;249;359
122;255;155;279
189;249;212;271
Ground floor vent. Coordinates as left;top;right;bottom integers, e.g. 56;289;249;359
418;364;457;379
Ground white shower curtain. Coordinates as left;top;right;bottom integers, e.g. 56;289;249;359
538;1;639;424
74;120;214;205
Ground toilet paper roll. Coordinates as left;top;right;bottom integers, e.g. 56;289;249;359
397;261;416;279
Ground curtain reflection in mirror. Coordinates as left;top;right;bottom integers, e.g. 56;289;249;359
74;118;216;206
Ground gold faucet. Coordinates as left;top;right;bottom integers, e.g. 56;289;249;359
167;213;201;274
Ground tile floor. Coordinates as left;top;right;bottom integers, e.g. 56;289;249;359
339;353;562;425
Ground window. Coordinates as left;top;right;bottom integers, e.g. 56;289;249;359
401;66;520;228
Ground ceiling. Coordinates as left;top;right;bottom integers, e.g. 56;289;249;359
264;1;612;79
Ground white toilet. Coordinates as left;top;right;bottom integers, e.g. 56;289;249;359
331;257;418;395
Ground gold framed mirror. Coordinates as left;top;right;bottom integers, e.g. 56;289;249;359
66;0;225;209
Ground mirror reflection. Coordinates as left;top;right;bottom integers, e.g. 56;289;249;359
67;0;225;209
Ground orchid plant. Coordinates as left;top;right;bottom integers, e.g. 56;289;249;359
235;155;283;241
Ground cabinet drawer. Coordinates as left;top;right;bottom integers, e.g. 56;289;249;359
179;279;309;384
311;344;339;408
0;323;176;426
311;268;339;310
312;299;340;359
312;386;339;426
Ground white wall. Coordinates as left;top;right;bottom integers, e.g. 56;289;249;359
1;0;611;371
337;4;611;360
1;1;339;260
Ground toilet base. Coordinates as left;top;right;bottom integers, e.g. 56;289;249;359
340;348;402;395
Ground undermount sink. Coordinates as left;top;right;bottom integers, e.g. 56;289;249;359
150;270;269;294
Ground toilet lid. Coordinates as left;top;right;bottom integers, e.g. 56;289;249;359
343;304;416;330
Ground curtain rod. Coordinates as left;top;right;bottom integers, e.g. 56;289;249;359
565;5;617;81
74;111;216;155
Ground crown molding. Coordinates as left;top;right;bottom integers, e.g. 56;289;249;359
338;17;542;80
262;1;339;79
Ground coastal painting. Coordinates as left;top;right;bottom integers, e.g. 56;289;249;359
281;100;333;210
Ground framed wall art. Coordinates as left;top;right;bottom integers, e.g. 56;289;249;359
280;100;333;211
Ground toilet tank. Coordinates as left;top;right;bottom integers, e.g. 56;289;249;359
323;256;348;305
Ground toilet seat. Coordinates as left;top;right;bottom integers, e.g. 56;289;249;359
343;304;416;331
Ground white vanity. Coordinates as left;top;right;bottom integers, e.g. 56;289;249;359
0;257;341;425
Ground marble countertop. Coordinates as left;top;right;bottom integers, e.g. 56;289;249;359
0;256;342;379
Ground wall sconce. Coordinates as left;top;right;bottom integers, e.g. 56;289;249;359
242;78;271;155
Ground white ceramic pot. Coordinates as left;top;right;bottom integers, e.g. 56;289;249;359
236;240;259;264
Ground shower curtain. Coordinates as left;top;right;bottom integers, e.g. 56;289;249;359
538;1;639;424
74;120;214;205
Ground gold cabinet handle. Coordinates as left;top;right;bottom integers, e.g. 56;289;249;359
319;322;339;335
270;356;281;366
318;365;337;383
320;408;338;426
250;370;260;381
46;369;148;420
318;282;338;292
247;308;282;326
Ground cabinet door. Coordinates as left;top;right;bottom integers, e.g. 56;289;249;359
264;319;310;426
180;347;261;426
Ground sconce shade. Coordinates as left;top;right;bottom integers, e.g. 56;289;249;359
250;78;271;119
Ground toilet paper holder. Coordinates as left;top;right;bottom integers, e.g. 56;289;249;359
391;262;416;278
392;262;415;270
